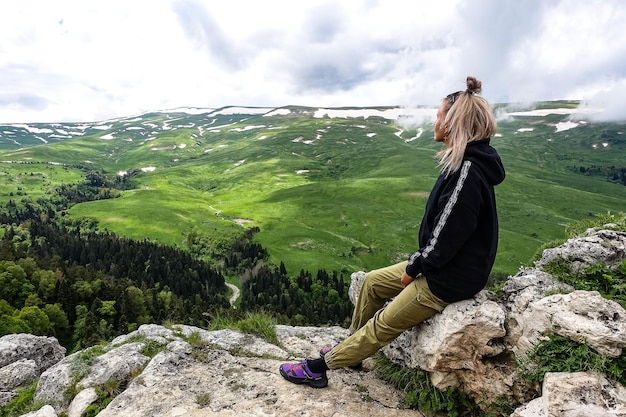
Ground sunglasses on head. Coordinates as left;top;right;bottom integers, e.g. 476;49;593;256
446;91;463;104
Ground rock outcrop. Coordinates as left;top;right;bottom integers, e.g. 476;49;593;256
511;372;626;417
0;334;65;406
4;324;420;417
1;228;625;417
374;228;626;416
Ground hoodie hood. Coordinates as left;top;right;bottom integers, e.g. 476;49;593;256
464;138;505;186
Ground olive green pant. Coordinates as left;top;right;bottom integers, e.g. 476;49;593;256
323;261;448;370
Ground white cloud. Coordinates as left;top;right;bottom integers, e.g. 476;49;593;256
577;79;626;122
0;0;625;123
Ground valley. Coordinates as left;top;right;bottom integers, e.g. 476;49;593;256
1;102;625;277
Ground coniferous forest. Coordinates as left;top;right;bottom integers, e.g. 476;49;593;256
0;170;352;351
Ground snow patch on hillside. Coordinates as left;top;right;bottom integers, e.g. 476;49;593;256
212;107;271;116
12;125;54;134
292;136;314;145
264;108;291;117
160;107;214;115
592;143;610;149
231;125;266;132
313;107;434;121
555;121;579;132
403;127;424;142
506;107;603;117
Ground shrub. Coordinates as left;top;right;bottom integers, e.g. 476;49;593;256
235;312;278;345
517;334;626;386
542;260;626;308
207;310;278;345
374;354;483;417
564;211;626;238
0;382;39;417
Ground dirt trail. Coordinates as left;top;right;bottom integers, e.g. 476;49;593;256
225;283;240;308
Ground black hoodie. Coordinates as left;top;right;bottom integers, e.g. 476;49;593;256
405;138;505;302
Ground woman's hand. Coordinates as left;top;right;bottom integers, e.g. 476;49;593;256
401;272;415;287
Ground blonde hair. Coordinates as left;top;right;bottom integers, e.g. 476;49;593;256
437;76;497;177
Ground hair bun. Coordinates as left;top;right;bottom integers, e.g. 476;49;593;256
466;76;482;95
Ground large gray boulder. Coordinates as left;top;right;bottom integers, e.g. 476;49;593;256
0;359;38;392
66;388;97;417
35;341;150;409
383;292;509;397
0;334;65;374
33;353;77;408
75;342;150;390
0;334;65;406
534;229;626;274
506;289;626;357
511;372;626;417
19;405;57;417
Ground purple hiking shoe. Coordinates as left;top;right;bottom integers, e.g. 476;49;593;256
279;359;328;388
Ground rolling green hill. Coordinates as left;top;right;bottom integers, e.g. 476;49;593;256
1;103;625;277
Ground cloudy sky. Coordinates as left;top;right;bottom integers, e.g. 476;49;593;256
2;0;626;123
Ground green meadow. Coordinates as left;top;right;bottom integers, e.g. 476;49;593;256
1;104;625;277
0;162;85;200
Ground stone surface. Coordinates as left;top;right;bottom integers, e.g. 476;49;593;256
511;372;626;417
535;230;626;274
97;324;419;417
0;359;38;391
543;372;626;417
348;270;366;305
19;404;57;417
502;270;573;314
507;290;626;357
0;334;65;407
0;391;17;407
66;388;98;417
75;342;150;390
0;334;65;373
34;353;77;407
16;323;421;417
383;294;508;398
510;397;544;417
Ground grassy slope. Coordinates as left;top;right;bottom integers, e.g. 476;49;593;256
1;106;625;277
0;163;86;201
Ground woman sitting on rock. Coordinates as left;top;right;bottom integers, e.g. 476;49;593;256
279;76;506;388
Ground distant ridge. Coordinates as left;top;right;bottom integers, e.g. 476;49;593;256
0;101;599;150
